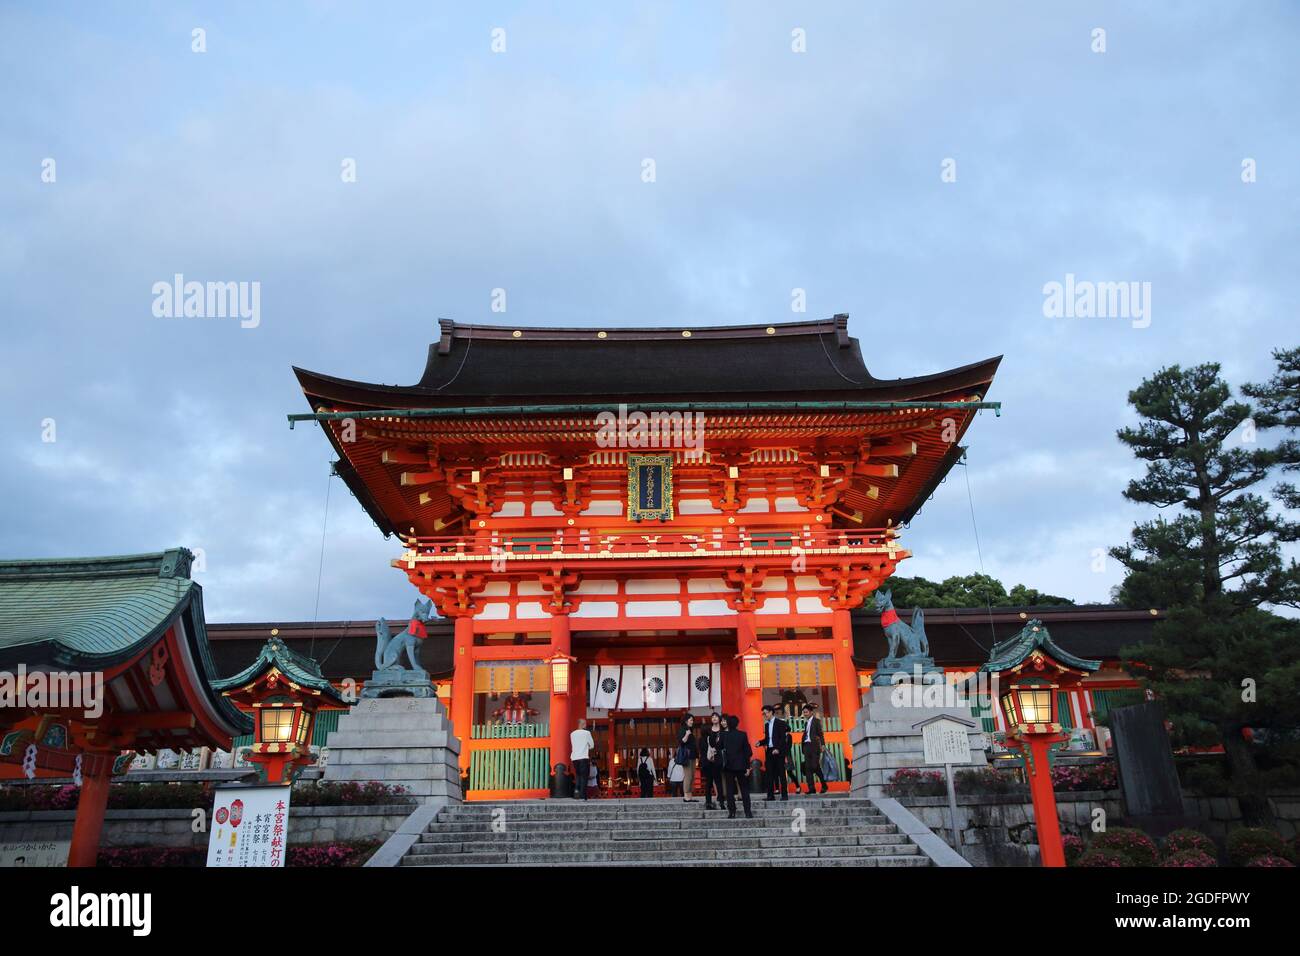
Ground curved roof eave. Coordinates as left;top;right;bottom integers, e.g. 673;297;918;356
292;354;1002;411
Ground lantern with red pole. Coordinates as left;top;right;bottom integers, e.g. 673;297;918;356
211;637;349;785
980;619;1100;867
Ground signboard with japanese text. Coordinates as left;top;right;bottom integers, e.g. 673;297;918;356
206;785;291;868
0;840;69;867
921;718;973;766
627;453;674;521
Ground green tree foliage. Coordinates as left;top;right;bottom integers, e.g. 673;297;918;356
1244;346;1300;510
1110;359;1300;825
886;573;1074;609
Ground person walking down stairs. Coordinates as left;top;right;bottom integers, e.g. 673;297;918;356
759;704;791;802
676;714;699;802
719;714;754;819
800;704;829;795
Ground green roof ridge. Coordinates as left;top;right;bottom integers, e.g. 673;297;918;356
980;618;1102;674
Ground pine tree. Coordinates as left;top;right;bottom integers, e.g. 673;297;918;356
1245;346;1300;510
1110;362;1300;824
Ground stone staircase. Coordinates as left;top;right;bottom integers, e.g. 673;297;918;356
400;795;932;867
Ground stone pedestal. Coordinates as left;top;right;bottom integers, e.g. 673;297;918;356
321;697;462;805
850;684;989;798
359;666;436;699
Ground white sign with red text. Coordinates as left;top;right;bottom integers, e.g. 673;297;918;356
206;785;291;868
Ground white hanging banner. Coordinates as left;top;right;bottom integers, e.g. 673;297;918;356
710;663;722;707
591;665;621;709
643;665;668;708
617;665;644;710
688;663;712;709
667;664;690;708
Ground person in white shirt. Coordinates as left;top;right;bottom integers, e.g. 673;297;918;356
570;718;596;801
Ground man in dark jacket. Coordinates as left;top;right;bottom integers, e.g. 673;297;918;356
800;704;829;794
720;714;753;819
758;704;792;801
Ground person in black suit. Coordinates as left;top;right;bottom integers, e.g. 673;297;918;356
800;704;829;794
757;704;791;801
719;714;753;819
699;712;727;810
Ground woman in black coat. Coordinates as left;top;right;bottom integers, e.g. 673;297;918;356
676;715;699;802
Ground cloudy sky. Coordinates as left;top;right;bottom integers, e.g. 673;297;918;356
2;2;1297;622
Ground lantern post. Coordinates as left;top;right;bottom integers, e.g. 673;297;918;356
979;620;1100;868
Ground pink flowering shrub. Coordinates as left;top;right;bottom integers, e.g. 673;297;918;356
1226;827;1292;866
954;768;1023;795
1050;763;1117;792
1062;833;1085;866
1163;828;1215;859
1160;850;1217;868
884;768;946;797
286;840;380;867
290;780;412;806
1087;827;1159;866
97;847;204;867
1076;848;1127;867
0;784;80;811
1245;854;1294;868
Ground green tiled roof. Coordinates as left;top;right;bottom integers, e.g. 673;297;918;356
979;618;1102;675
212;637;349;706
0;549;199;669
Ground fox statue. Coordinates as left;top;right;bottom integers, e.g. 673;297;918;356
872;588;929;659
374;598;434;672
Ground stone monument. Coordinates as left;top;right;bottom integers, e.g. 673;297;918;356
320;601;462;805
851;591;987;798
322;696;462;805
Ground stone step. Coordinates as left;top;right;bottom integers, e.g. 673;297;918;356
402;849;927;867
398;795;931;868
418;825;900;844
429;819;883;835
409;832;909;854
414;842;920;861
440;802;877;812
439;807;884;821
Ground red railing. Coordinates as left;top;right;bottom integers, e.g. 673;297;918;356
402;526;896;560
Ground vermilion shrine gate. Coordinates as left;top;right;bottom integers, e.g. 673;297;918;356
292;315;1000;799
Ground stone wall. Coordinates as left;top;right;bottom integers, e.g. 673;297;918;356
898;791;1300;866
0;804;415;851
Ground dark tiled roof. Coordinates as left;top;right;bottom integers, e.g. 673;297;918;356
211;637;351;705
0;549;196;669
0;548;250;738
980;619;1102;673
294;315;1002;408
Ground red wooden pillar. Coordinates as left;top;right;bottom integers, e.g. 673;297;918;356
451;614;474;771
1023;735;1067;867
737;610;763;740
548;612;572;778
721;655;742;724
831;607;863;734
67;754;113;868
